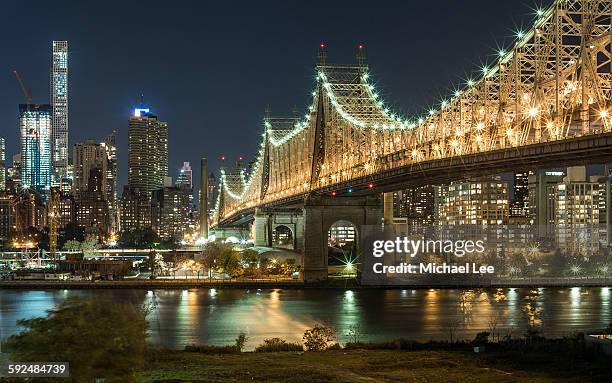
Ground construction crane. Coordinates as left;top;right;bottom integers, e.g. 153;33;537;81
12;70;32;104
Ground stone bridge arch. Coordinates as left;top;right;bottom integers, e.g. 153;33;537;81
302;195;382;282
272;224;294;249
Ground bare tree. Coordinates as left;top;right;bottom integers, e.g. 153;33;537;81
346;323;362;344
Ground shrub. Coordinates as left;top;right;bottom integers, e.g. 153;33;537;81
235;332;248;352
5;297;148;383
255;338;303;352
346;323;362;344
303;324;336;351
473;331;490;345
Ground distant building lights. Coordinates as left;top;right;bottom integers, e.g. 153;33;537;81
134;108;150;117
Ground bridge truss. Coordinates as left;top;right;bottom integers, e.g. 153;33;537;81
212;0;612;227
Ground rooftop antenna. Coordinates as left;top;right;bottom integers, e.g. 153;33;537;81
356;44;366;67
318;42;327;66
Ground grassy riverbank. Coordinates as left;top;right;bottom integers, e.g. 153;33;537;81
139;348;609;382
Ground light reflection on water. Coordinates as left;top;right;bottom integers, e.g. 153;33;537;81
1;287;611;350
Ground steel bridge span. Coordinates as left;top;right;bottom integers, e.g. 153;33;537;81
210;0;612;281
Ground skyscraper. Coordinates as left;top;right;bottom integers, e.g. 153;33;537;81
176;161;194;210
51;41;69;182
127;107;168;194
176;162;193;190
0;137;5;191
20;104;52;192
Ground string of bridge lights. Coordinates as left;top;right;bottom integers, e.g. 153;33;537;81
212;4;555;219
267;6;552;145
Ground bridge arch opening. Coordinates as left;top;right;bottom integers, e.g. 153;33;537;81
327;220;358;276
272;225;294;249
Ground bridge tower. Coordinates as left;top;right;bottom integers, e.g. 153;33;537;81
199;158;209;239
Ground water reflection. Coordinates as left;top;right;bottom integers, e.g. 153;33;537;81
1;288;611;350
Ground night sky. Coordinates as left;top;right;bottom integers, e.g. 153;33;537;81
1;1;537;190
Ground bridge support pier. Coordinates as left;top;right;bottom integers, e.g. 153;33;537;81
253;208;304;250
302;194;382;282
253;209;270;247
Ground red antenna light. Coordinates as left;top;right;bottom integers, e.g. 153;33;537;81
358;44;364;49
239;156;243;161
368;183;374;189
220;155;226;161
320;43;325;48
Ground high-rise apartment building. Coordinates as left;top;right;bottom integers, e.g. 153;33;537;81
73;137;118;234
0;194;15;246
75;170;110;237
127;107;168;194
151;186;190;240
73;139;108;194
19;104;52;192
51;41;69;182
510;172;529;217
58;193;75;228
392;186;435;227
0;137;5;191
7;153;21;192
555;166;601;255
120;186;151;232
527;170;566;237
435;177;509;225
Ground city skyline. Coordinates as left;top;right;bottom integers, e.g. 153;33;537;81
0;1;537;189
2;2;612;381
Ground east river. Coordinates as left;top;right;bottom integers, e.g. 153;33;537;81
0;287;610;349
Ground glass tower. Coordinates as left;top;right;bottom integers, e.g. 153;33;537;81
51;40;69;182
19;104;52;192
